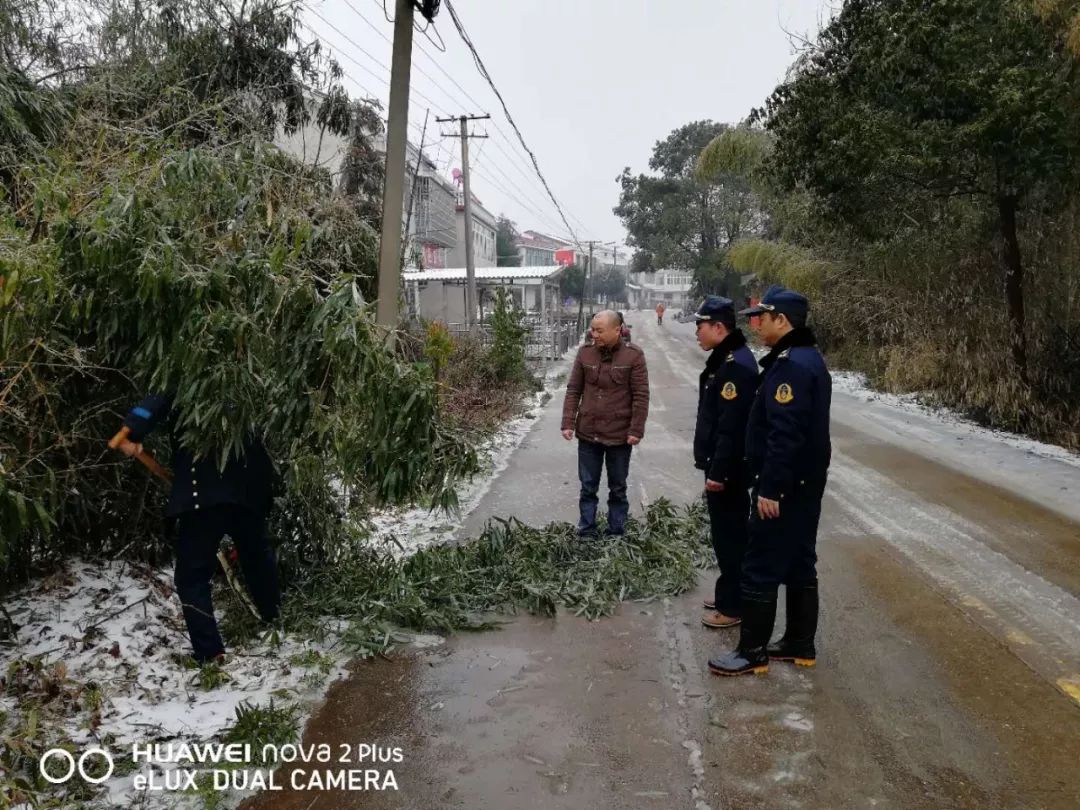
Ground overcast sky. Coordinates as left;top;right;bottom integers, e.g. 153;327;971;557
305;0;834;253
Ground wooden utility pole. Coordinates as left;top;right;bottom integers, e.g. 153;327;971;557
439;113;490;330
375;0;415;331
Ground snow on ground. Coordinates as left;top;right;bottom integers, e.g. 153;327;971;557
832;370;1080;470
0;559;348;808
4;346;1075;808
0;356;574;809
367;354;574;558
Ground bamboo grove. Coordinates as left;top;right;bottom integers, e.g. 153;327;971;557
0;0;480;592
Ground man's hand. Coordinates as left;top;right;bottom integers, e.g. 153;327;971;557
627;435;641;446
704;479;725;493
757;495;781;520
118;439;144;459
561;429;574;441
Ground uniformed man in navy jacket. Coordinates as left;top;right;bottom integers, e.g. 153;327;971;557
709;285;831;677
119;394;280;664
691;296;759;630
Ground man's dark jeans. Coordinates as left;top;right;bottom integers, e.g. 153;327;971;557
175;505;281;662
578;439;633;536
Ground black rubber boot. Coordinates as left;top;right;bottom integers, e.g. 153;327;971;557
708;590;777;677
767;581;818;666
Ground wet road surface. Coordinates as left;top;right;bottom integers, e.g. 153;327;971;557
244;314;1080;810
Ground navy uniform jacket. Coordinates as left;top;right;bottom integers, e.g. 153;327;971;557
123;393;275;518
745;328;831;501
694;330;760;485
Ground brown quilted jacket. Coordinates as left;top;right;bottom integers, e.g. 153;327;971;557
561;342;650;445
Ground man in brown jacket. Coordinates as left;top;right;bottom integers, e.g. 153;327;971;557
561;310;650;536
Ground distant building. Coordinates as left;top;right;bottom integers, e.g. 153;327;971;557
627;269;694;310
515;231;567;266
404;265;565;325
589;243;629;272
274;112;457;269
447;193;497;268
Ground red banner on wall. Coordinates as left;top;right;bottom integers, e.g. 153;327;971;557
422;244;446;269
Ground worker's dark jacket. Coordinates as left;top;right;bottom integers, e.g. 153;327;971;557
123;393;275;518
693;330;759;485
744;328;831;501
561;342;650;445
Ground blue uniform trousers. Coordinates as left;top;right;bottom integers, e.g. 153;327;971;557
741;482;825;594
175;505;280;662
705;484;750;617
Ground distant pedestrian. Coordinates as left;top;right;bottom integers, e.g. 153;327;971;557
708;285;832;677
616;311;632;345
655;302;666;325
692;296;759;630
115;394;281;665
561;310;650;537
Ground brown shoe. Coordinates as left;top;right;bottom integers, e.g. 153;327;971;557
701;610;741;629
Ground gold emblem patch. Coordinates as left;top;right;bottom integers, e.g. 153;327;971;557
721;382;737;401
775;383;794;404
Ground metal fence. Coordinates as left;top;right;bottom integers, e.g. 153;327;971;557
526;322;579;360
443;321;581;361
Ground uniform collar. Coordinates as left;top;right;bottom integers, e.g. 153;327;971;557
706;329;747;370
760;327;816;371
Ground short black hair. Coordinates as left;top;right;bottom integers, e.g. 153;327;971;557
616;311;625;325
785;311;807;329
717;309;737;330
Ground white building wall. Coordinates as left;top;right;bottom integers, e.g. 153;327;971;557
416;281;467;324
447;203;496;270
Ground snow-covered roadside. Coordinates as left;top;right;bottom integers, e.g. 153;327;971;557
367;354;574;558
831;370;1080;526
0;355;575;809
832;370;1080;470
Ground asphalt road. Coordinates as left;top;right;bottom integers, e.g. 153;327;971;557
244;314;1080;810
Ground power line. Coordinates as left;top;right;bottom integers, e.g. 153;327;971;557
303;17;459;175
442;0;584;251
364;0;531;164
304;3;584;245
296;27;459;188
309;7;524;185
470;164;570;238
341;0;575;229
300;20;389;95
304;5;454;119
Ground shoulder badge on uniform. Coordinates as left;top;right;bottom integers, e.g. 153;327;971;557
775;383;794;404
721;382;737;401
778;349;791;360
725;352;735;363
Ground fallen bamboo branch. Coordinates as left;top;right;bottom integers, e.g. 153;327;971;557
217;550;261;621
81;594;153;633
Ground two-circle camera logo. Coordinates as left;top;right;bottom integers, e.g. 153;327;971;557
39;747;115;785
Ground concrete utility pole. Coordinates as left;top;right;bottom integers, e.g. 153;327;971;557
375;0;415;331
439;113;490;330
587;240;595;312
575;244;588;337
